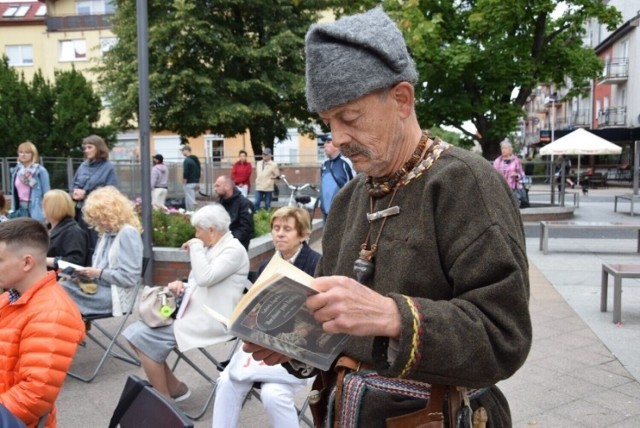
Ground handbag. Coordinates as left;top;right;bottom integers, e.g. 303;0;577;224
333;369;475;428
513;187;529;208
138;286;177;328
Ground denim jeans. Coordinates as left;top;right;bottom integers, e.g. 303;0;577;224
254;191;273;211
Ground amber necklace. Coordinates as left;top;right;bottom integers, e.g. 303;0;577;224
354;134;449;283
365;133;430;198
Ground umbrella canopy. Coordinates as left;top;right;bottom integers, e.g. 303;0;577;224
539;128;622;155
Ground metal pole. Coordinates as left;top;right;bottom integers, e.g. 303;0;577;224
137;0;153;284
634;140;639;196
549;95;556;205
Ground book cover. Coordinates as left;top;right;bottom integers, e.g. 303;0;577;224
203;258;351;371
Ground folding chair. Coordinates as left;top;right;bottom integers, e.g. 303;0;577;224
68;257;150;383
170;338;241;420
109;375;193;428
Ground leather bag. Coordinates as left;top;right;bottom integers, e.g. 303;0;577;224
138;286;176;328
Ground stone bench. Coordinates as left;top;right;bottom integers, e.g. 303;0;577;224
600;263;640;324
539;221;640;254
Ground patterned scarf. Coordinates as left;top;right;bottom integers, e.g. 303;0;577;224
16;163;39;187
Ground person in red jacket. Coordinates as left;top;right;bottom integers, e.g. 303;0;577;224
231;150;253;197
0;218;85;428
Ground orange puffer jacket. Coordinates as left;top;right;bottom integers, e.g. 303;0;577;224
0;271;85;427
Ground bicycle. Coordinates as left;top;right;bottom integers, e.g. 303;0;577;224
276;175;321;220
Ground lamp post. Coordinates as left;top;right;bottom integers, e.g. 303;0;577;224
547;92;559;205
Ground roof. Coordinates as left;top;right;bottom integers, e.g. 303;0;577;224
0;2;46;25
594;14;640;55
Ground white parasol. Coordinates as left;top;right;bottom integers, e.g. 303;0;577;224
540;128;622;186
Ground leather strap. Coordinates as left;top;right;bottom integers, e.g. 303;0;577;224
333;356;373;428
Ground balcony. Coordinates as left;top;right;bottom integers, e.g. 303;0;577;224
598;106;627;127
571;111;591;128
46;14;113;32
600;58;628;84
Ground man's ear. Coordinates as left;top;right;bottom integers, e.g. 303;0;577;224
22;254;36;272
391;82;415;119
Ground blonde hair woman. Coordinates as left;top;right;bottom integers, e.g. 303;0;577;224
43;190;89;268
10;141;50;222
60;186;143;316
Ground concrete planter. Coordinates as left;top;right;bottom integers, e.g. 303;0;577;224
151;220;323;285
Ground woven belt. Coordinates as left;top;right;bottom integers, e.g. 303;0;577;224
333;356;372;428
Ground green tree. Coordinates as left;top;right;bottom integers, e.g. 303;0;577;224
332;0;621;160
0;57;32;156
49;67;115;157
29;70;57;155
0;59;114;158
98;0;327;155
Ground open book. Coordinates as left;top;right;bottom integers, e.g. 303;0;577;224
57;260;86;280
203;256;351;371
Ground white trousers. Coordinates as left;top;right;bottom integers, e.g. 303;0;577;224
152;188;168;208
212;368;305;428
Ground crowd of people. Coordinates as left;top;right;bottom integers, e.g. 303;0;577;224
1;6;535;428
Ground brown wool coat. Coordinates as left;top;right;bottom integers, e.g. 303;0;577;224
317;146;532;427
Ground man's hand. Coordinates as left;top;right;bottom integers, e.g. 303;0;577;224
307;276;402;340
243;341;291;366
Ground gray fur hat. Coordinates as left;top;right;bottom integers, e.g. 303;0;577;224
305;7;418;113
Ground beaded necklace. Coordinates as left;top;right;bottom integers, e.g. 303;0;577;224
365;133;430;198
354;135;450;283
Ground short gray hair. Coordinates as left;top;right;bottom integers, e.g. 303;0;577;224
190;204;230;233
500;139;513;150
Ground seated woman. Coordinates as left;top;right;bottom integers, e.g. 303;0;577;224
43;190;89;269
123;204;249;401
60;186;143;316
213;206;320;428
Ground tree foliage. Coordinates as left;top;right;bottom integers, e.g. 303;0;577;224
332;0;621;159
99;0;328;156
0;57;114;158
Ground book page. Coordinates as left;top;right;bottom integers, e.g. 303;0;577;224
228;275;350;371
253;256;314;290
202;304;230;330
58;260;86;271
233;256;316;324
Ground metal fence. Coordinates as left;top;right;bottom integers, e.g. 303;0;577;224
0;157;325;203
0;157;222;201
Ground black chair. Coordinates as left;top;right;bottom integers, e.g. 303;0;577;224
68;257;150;383
109;375;193;428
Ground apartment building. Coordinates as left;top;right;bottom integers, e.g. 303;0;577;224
1;0;322;166
524;1;640;168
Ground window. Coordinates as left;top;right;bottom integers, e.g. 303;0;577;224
3;5;32;17
6;45;33;66
35;5;47;17
2;6;18;17
14;5;30;17
76;0;115;15
59;40;87;62
100;37;117;57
